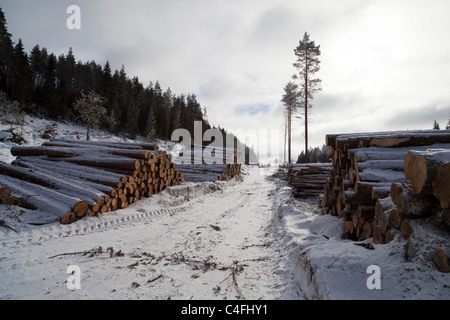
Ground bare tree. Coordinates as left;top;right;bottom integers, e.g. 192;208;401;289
293;32;322;162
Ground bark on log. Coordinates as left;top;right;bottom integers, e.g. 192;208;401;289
0;161;107;208
356;169;408;184
0;174;88;223
10;146;79;158
14;158;127;189
371;186;392;200
47;156;142;171
396;183;437;218
44;138;159;151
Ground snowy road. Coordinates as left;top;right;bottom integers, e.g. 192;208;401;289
2;165;449;301
0;166;297;300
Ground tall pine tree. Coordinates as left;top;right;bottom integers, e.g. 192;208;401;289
293;32;322;163
281;81;300;164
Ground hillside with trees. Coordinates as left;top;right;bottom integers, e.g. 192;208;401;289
0;7;253;158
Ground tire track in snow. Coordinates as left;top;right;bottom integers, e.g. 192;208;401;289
0;206;188;249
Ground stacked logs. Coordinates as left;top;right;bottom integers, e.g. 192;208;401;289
174;148;242;183
287;163;332;199
177;163;242;183
322;129;450;241
0;138;184;224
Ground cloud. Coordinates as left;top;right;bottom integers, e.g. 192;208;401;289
234;104;270;116
2;0;450;160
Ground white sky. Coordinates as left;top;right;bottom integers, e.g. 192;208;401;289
2;0;450;163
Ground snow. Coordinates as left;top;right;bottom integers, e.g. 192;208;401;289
1;115;449;300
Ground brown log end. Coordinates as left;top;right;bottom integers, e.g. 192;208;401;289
432;163;450;209
400;219;413;240
432;248;449;273
73;201;89;218
60;212;76;225
0;187;11;200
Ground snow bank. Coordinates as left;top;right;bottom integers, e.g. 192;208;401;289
269;176;450;300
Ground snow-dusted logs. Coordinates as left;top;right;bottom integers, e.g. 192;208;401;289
328;129;450;153
176;163;242;183
287;163;332;199
1;139;185;224
323;129;450;241
42;138;159;151
0;174;89;224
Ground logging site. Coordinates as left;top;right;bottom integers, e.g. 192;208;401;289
0;115;449;302
1;1;450;306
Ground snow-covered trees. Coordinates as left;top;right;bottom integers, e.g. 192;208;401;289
292;32;322;162
73;91;108;140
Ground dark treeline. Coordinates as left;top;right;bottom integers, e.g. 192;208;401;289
0;7;254;159
296;144;330;163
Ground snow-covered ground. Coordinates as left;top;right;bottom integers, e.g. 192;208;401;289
1;115;449;300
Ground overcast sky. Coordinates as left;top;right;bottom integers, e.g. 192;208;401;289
2;0;450;163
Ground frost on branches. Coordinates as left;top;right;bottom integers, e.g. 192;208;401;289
73;91;108;140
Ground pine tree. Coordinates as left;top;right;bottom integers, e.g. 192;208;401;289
293;32;322;163
446;118;450;130
12;38;32;103
433;119;440;130
0;8;14;93
43;53;57;117
281;81;300;164
73;90;107;140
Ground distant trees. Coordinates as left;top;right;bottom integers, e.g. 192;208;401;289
296;144;330;163
281;81;300;164
0;7;215;145
433;119;440;130
292;32;322;163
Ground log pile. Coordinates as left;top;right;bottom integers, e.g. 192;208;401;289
287;163;332;199
176;163;241;183
175;148;242;182
0;138;185;225
322;129;450;242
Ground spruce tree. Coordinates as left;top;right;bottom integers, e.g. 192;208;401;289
12;38;32;103
0;8;14;93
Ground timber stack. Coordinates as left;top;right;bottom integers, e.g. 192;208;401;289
287;163;332;199
0;138;184;225
174;147;242;183
322;129;450;243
